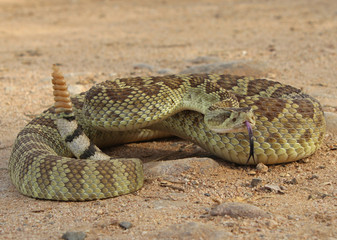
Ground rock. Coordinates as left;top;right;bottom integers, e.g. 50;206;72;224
247;170;256;175
251;178;262;187
308;174;319;180
222;221;235;227
210;202;270;219
256;163;268;173
180;60;273;77
308;192;330;200
157;68;174;74
144;157;219;177
279;172;290;177
265;219;278;228
95;208;104;215
325;112;337;134
150;222;232;239
119;221;132;230
264;184;285;194
133;63;155;71
285;178;298;185
288;215;300;220
188;56;220;64
61;231;86;240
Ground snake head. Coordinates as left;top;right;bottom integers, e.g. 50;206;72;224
204;106;256;134
204;106;256;164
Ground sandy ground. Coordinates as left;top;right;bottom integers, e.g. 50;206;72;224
0;0;336;239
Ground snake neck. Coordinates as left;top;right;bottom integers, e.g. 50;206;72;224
180;87;236;114
179;86;255;135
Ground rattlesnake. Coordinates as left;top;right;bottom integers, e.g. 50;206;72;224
9;66;326;201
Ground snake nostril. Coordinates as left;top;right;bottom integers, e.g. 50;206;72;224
232;118;237;122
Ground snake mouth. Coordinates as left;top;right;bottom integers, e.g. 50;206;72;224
209;120;250;134
245;121;255;164
210;125;247;133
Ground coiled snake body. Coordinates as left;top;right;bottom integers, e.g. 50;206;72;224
9;67;326;201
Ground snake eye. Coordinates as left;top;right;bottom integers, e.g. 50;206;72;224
223;112;231;119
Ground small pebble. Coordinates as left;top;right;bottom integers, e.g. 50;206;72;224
119;221;133;230
251;178;262;187
188;56;220;64
96;209;104;215
61;231;86;240
309;174;319;180
256;163;268;173
288;215;300;220
265;219;278;228
308;192;329;200
289;178;298;185
157;68;174;74
300;158;310;163
264;184;284;194
279;172;290;177
222;221;235;227
133;63;155;71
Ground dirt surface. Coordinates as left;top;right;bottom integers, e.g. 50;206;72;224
0;0;336;239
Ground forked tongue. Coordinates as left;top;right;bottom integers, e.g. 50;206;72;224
245;121;255;164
